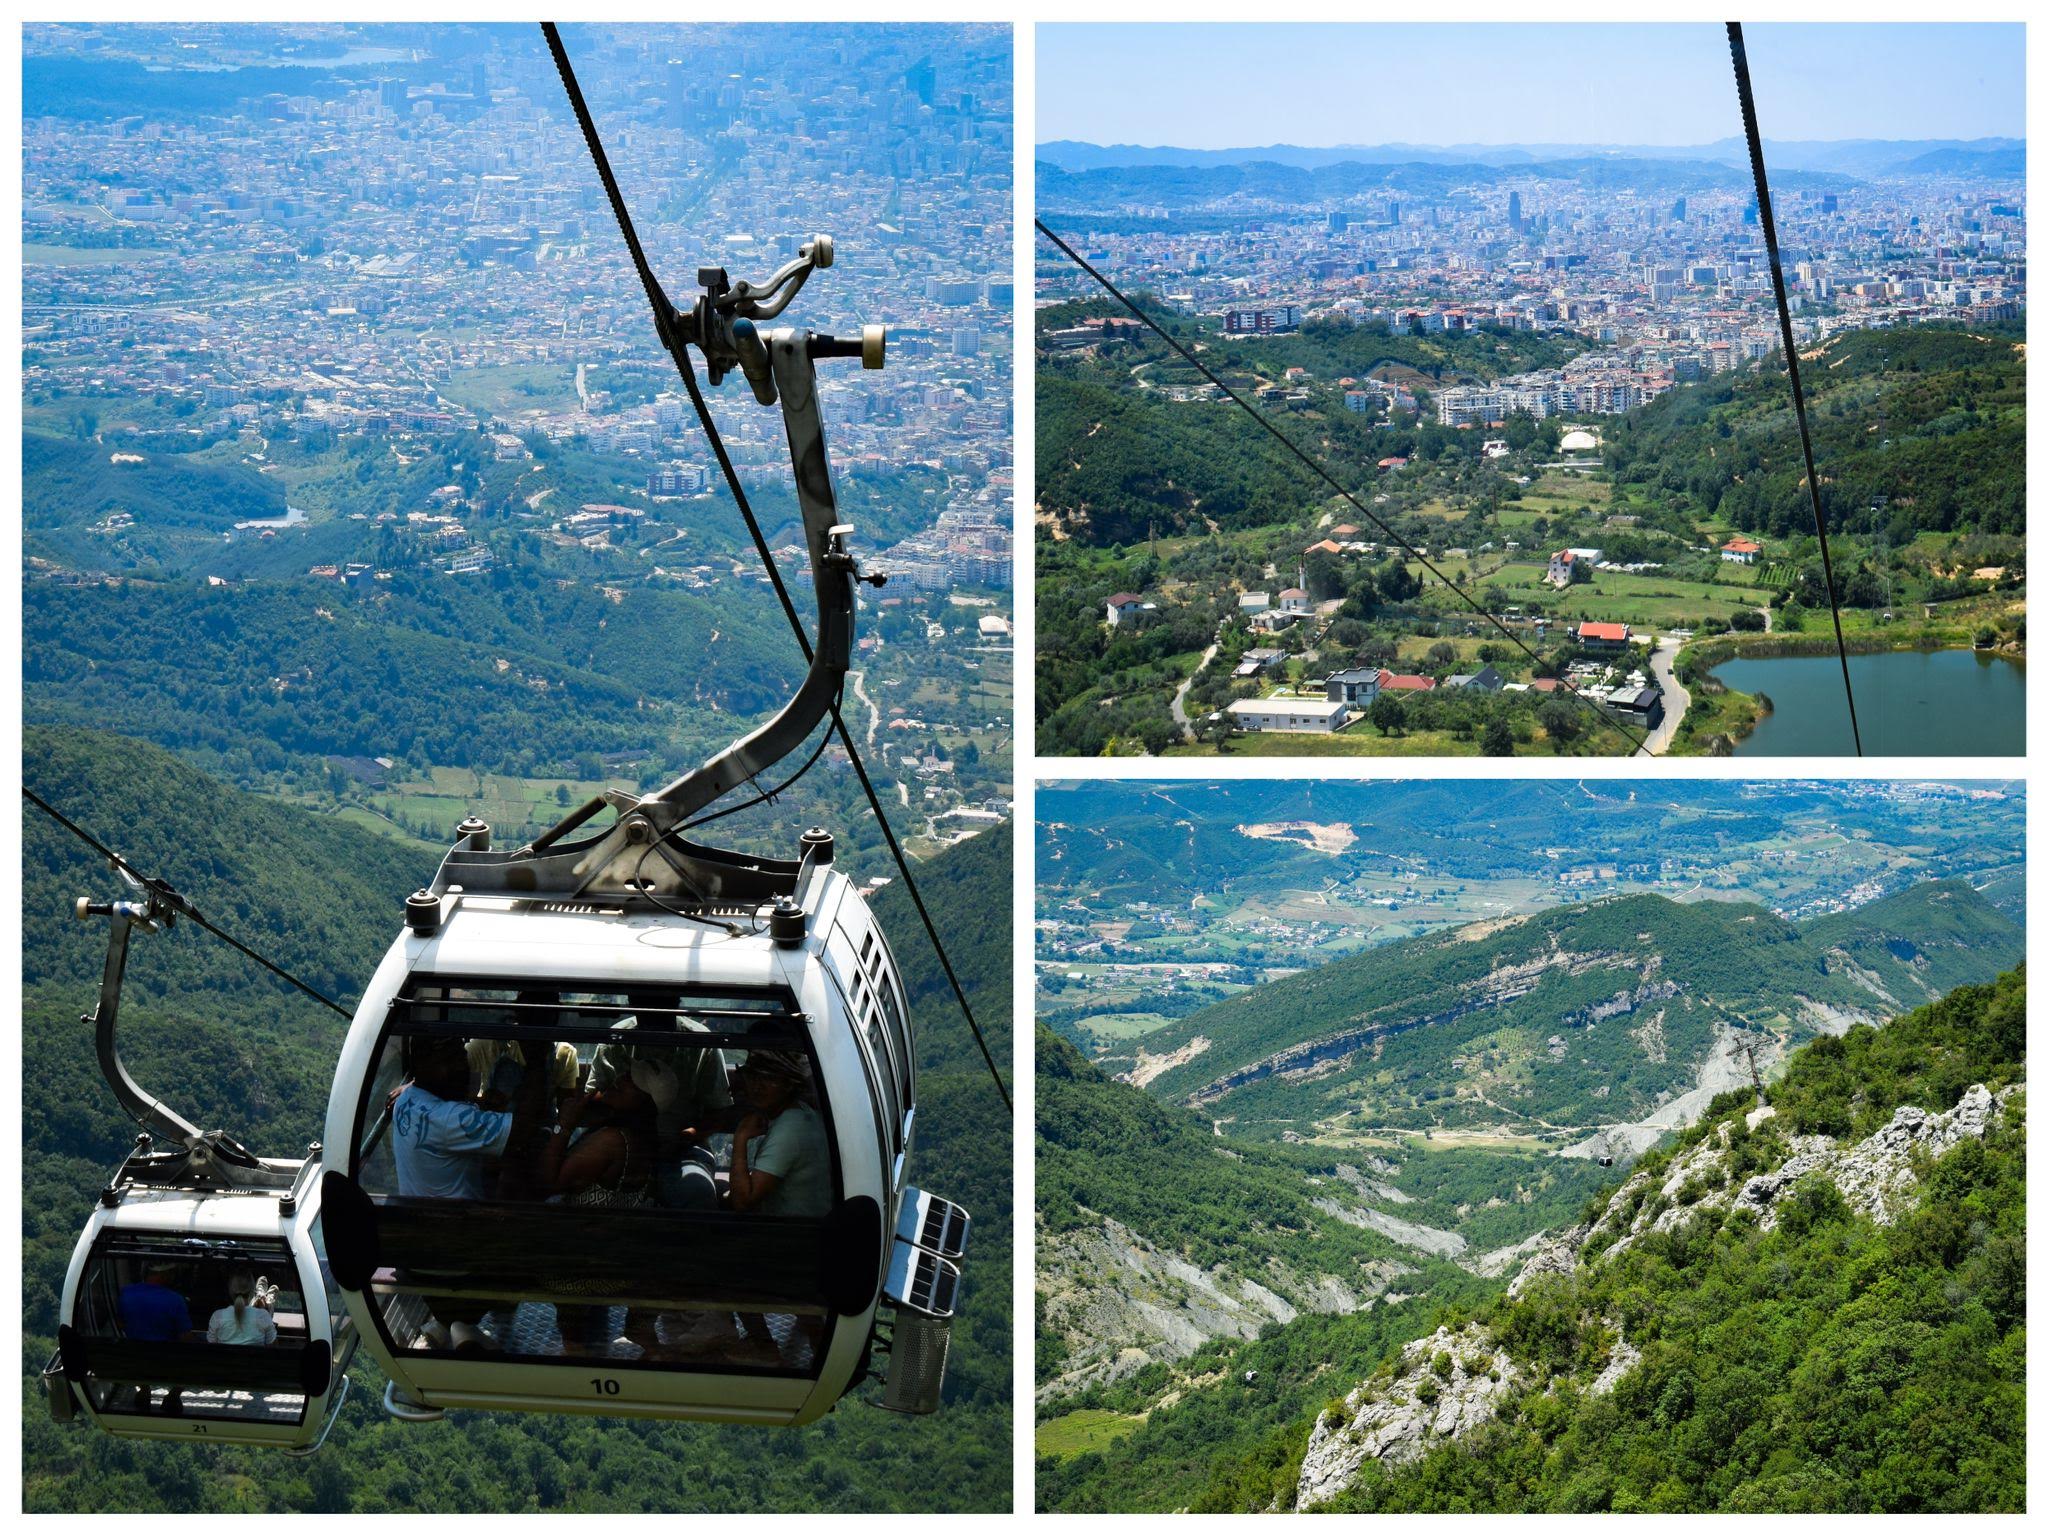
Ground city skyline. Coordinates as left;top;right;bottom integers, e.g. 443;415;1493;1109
1038;23;2026;151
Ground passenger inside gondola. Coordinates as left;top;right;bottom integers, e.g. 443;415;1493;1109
390;1034;552;1350
82;1246;314;1422
727;1049;830;1217
205;1270;279;1346
540;1059;668;1353
361;988;834;1371
622;1047;832;1367
587;992;734;1210
118;1261;196;1343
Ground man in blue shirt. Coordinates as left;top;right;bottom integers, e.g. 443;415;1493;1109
388;1033;551;1353
117;1262;194;1415
119;1263;194;1341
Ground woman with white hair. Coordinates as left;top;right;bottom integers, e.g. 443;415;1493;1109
205;1269;279;1346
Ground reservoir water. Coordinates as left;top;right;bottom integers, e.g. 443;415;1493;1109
232;505;310;532
1711;648;2024;757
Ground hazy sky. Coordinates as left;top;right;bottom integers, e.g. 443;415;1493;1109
1037;23;2026;148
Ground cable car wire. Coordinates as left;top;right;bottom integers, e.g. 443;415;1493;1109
21;785;354;1020
540;23;1011;1112
1726;22;1863;755
1034;219;1651;758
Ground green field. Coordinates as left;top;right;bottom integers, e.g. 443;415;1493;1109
434;362;579;416
1484;567;1766;626
363;766;622;842
1074;1010;1184;1041
1037;1409;1146;1461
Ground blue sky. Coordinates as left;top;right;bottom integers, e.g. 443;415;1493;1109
1037;23;2026;147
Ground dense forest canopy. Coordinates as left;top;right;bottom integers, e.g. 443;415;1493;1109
1604;321;2025;542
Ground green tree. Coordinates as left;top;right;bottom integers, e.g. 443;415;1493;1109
1538;697;1582;752
1369;694;1407;738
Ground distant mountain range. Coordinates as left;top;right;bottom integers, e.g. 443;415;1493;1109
1037;136;2023;180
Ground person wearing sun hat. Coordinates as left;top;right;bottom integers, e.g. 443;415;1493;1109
727;1048;830;1217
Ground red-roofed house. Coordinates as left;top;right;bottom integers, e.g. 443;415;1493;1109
1377;668;1437;693
1277;588;1312;614
1105;592;1158;627
1576;621;1633;653
1721;537;1762;564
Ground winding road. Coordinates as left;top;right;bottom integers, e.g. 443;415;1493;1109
1642;637;1691;755
1171;640;1221;733
848;668;882;748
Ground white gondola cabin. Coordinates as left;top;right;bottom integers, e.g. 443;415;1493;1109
47;1156;356;1452
310;230;971;1427
42;883;357;1452
321;826;966;1424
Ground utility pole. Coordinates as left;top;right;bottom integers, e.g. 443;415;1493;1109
1740;1034;1766;1106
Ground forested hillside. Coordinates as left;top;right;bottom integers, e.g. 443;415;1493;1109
1036;302;1583;548
1040;966;2025;1514
1604;321;2025;541
1305;967;2026;1513
22;728;1011;1512
1037;1027;1605;1401
22;568;802;786
1133;883;2022;1134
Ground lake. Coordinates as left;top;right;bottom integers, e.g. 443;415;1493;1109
232;505;310;532
1711;648;2024;757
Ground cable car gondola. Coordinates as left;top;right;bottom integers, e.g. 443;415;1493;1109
43;884;357;1452
319;233;969;1426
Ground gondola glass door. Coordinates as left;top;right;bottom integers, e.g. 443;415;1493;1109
325;980;886;1422
59;1232;340;1446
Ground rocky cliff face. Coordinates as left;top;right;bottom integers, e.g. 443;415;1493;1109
1036;1213;1410;1401
1295;1324;1519;1508
1292;1080;2022;1510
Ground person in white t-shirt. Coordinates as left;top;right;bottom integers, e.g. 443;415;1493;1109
206;1270;279;1346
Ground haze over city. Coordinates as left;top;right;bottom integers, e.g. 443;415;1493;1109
1038;23;2026;151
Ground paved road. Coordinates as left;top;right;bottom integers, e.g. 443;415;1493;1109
848;668;882;748
1642;637;1691;755
1171;640;1221;732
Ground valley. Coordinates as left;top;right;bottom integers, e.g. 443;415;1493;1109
1035;284;2024;759
1034;780;2024;1512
